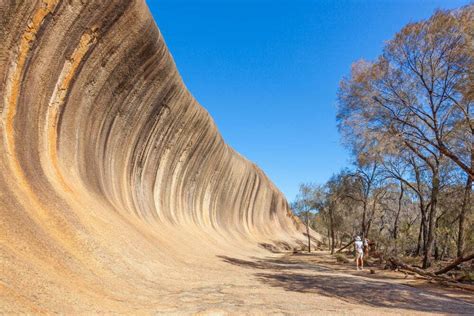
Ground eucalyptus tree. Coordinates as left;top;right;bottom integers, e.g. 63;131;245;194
292;183;318;252
337;7;473;267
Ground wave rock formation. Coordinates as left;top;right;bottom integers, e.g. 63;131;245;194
0;1;305;312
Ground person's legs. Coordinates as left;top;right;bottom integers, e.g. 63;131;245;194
355;252;361;270
360;253;364;270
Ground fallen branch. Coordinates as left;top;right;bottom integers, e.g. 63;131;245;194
388;257;474;292
434;253;474;275
336;240;354;253
389;257;438;279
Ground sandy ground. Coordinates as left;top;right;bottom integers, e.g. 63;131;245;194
2;3;473;315
3;246;473;314
164;250;474;315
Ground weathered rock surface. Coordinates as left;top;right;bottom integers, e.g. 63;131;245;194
0;1;305;312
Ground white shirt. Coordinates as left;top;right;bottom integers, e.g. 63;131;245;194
355;240;363;253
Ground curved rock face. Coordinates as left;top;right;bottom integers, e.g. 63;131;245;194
0;1;303;312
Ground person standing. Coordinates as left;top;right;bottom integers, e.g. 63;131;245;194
354;236;364;270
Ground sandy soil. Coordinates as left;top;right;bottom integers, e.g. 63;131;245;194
167;250;474;315
3;247;473;314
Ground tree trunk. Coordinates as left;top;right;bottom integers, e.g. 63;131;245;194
327;226;331;250
416;201;426;256
306;214;311;253
423;168;440;269
361;201;367;240
435;253;474;275
413;159;427;256
330;230;335;254
434;216;441;260
393;182;404;240
422;213;428;253
441;232;449;261
457;175;472;258
416;216;423;256
366;196;378;238
329;208;335;254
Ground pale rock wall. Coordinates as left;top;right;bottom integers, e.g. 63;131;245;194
0;1;306;312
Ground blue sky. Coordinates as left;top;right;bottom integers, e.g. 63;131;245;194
147;0;470;201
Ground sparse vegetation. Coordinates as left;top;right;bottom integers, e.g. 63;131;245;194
293;5;473;275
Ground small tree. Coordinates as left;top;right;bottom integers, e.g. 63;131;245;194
292;183;317;252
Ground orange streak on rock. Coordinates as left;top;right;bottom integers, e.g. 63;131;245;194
46;30;98;192
2;1;60;220
0;1;106;283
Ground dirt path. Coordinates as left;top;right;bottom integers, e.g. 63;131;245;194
193;250;474;315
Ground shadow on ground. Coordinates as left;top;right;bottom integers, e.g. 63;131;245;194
218;254;474;314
